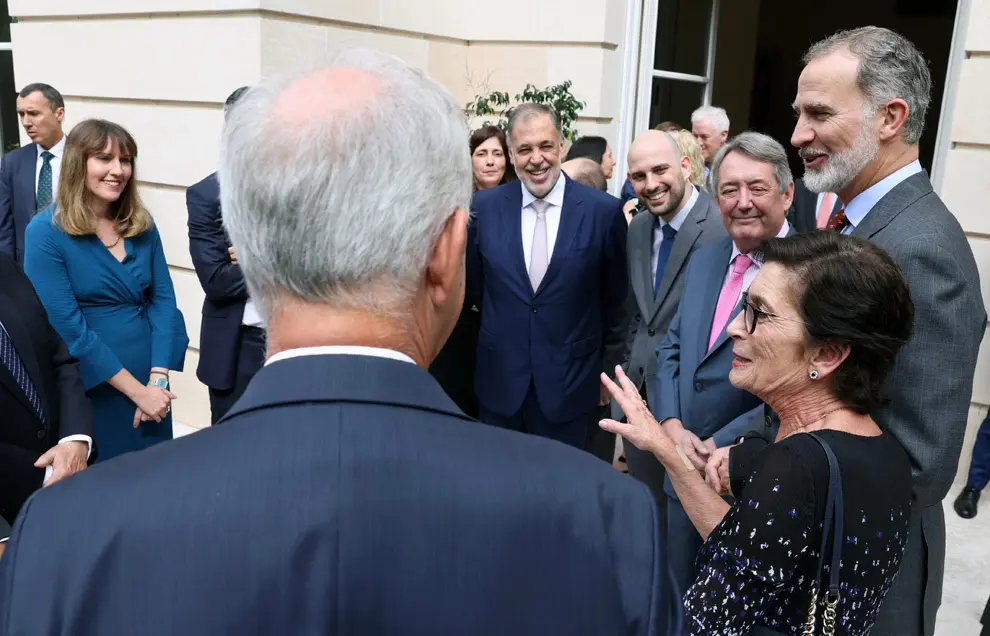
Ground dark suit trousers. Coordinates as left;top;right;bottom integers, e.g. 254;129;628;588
209;326;266;424
479;383;588;450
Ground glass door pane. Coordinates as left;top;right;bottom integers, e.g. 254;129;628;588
648;78;706;130
653;0;715;77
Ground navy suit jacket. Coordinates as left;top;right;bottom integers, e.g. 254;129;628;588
0;353;663;635
653;232;791;497
0;143;41;265
468;176;629;422
186;172;249;391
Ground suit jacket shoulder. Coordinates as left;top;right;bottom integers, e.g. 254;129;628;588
187;172;220;201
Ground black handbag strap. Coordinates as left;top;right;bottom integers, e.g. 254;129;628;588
807;432;843;600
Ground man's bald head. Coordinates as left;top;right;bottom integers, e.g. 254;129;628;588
562;157;607;191
218;49;472;324
626;130;692;221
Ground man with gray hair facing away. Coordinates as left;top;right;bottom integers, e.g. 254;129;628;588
726;26;985;636
0;50;663;636
690;105;729;190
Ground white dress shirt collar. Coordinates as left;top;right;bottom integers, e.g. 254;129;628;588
840;160;923;232
265;345;416;367
37;134;66;159
660;185;699;232
521;171;567;210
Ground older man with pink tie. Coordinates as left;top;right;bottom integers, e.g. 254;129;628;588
650;131;795;614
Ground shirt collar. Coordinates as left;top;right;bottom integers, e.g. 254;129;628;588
265;345;416;367
38;135;66;159
521;171;567;209
841;160;923;231
730;220;789;263
658;185;698;233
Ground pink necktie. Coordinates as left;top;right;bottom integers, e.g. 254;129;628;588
708;254;752;350
816;192;837;229
529;200;549;291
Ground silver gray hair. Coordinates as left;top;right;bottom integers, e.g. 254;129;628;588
711;131;794;194
506;103;563;146
803;26;931;145
691;106;730;135
217;49;472;319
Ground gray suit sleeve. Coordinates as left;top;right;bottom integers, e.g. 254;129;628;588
883;237;986;508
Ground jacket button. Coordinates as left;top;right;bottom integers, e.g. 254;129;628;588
648;328;656;337
37;429;46;440
531;305;538;313
638;367;645;376
765;416;773;428
694;382;703;392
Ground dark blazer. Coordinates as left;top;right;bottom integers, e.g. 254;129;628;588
0;353;663;635
186;173;249;391
787;178;839;234
654;230;792;497
621;188;726;405
468;176;629;422
0;143;41;264
0;252;92;522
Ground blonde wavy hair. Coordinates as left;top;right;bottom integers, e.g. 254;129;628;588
671;130;708;191
54;119;152;237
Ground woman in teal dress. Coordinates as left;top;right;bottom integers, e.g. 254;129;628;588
24;119;188;461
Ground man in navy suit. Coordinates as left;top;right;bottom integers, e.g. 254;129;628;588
0;51;663;635
468;103;628;450
186;86;263;424
0;83;66;264
653;132;793;607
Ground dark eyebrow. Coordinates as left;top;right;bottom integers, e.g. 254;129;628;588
794;100;835;115
747;290;771;309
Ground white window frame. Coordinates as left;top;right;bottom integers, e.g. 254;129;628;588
930;0;971;193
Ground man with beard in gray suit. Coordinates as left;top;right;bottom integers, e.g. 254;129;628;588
726;26;986;636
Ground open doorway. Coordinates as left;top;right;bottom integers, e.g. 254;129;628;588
640;0;959;178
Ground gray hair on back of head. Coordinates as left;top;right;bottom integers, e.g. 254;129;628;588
710;131;793;194
217;49;472;319
690;106;730;135
803;26;931;145
506;103;563;147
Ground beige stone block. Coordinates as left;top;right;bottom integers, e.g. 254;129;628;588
261;17;328;75
10;16;262;103
965;237;990;396
467;0;612;44
261;0;381;26
171;267;205;351
10;0;260;17
380;0;469;40
965;0;990;53
464;44;549;103
949;59;990;145
939;148;990;234
547;46;607;117
143;185;196;271
323;24;431;70
428;40;472;105
171;349;211;429
58;100;223;190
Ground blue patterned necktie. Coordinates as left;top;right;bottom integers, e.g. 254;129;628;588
0;323;46;424
37;151;54;210
653;221;677;297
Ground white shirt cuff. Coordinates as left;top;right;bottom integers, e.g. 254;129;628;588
58;434;93;460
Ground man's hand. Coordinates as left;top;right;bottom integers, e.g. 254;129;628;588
34;440;88;487
228;246;237;264
705;445;734;496
0;542;6;560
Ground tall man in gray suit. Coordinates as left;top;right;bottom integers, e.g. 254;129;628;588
620;130;724;497
730;26;986;636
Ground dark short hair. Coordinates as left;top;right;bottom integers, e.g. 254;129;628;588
759;231;914;414
506;103;562;146
18;83;64;111
565;136;608;164
468;125;516;187
654;121;683;132
224;86;250;119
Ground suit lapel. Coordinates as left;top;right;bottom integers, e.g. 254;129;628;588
630;214;655;320
501;183;530;295
535;176;583;296
0;301;47;420
649;193;713;323
852;172;932;239
16;144;38;215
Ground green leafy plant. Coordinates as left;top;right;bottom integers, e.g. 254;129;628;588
467;81;586;141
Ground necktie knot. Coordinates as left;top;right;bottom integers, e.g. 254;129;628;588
41;151;54;164
660;223;677;240
827;208;849;232
532;199;549;217
732;254;752;275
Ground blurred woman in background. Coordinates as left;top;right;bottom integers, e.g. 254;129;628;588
469;125;515;190
671;130;708;191
565;135;616;181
